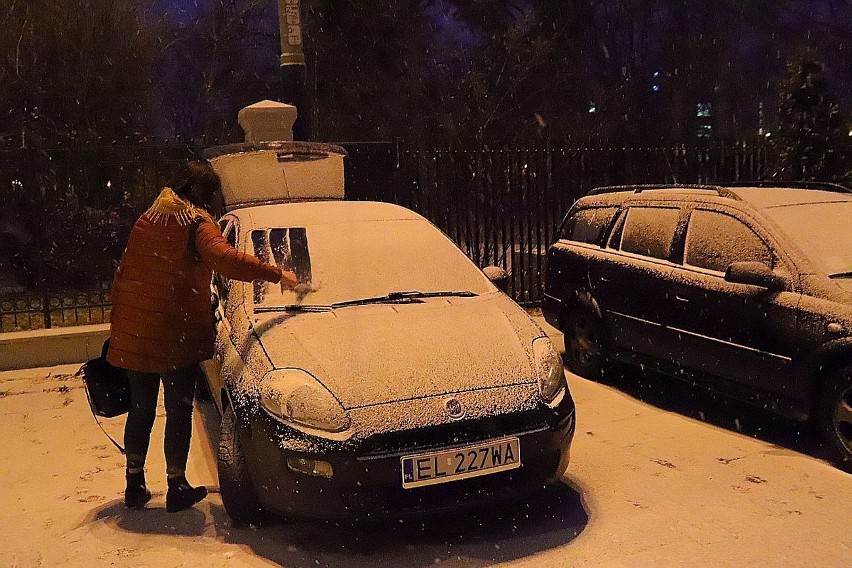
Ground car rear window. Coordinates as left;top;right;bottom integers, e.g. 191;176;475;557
685;209;772;272
619;206;680;260
560;207;617;244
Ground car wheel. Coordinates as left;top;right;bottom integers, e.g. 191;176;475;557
818;365;852;472
562;306;607;380
218;404;268;526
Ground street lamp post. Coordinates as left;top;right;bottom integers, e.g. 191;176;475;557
277;0;311;140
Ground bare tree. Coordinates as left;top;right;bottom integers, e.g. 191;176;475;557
0;0;161;147
156;0;281;142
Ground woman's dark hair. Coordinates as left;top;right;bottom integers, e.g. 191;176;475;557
171;161;222;211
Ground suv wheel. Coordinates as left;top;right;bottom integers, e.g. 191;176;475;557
562;306;607;379
218;404;268;526
818;365;852;472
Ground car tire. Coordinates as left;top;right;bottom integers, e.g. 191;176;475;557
817;365;852;472
218;404;268;526
562;306;608;380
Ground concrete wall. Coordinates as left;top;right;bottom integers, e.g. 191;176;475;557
0;324;110;371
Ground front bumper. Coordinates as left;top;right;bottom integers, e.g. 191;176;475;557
239;402;576;520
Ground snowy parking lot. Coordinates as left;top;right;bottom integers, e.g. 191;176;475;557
2;362;849;568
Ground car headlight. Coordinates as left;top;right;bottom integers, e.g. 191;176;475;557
533;337;566;406
259;369;351;433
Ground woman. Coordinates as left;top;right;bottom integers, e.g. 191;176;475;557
107;161;297;512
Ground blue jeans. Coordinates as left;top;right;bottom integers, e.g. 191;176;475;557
124;364;199;477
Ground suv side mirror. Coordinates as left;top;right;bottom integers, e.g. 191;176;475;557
724;261;785;290
483;265;509;293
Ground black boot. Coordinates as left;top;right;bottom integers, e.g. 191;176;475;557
124;470;152;509
166;476;208;513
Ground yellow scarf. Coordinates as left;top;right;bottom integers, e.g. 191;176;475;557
142;187;215;226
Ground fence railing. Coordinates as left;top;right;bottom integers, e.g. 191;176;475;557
1;141;774;331
346;142;772;303
0;289;111;332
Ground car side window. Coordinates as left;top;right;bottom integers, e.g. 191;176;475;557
560;207;617;244
618;206;680;260
685;209;773;272
214;222;235;296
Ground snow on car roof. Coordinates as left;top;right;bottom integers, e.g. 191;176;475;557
728;187;852;209
229;200;427;228
205;142;348;208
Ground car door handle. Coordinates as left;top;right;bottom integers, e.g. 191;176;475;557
599;276;612;283
674;294;690;303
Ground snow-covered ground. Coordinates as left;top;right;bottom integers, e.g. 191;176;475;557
1;362;849;567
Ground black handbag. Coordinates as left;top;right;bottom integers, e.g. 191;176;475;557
78;339;129;453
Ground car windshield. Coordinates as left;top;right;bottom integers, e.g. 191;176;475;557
762;201;852;276
248;219;493;308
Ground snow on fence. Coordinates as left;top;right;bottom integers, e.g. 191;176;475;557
0;142;773;331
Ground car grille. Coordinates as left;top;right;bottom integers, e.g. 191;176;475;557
357;411;550;459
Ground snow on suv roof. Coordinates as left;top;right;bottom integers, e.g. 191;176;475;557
584;183;851;210
230;200;426;228
728;187;852;209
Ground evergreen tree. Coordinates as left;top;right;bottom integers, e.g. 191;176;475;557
773;53;850;182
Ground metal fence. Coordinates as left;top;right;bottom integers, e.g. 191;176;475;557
0;289;111;332
1;141;772;331
346;142;772;304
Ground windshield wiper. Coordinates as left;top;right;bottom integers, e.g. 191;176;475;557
254;291;478;313
254;304;333;313
331;290;478;309
828;271;852;279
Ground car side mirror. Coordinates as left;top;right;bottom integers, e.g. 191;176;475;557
724;261;785;290
483;265;509;293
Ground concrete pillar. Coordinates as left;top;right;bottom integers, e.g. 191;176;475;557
237;100;297;143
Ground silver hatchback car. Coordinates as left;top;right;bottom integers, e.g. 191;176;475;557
200;142;576;525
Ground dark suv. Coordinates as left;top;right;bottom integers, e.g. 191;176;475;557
543;183;852;470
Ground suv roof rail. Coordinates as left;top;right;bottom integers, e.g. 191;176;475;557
718;181;852;194
587;184;742;200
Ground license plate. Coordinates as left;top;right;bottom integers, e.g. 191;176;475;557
401;437;521;489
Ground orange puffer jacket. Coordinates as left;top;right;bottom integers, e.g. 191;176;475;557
107;208;281;373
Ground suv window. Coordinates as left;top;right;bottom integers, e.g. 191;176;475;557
560;207;617;244
685;209;772;272
619;206;680;260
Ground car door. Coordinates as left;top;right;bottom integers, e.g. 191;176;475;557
204;218;243;406
590;204;684;363
666;207;801;399
544;205;619;320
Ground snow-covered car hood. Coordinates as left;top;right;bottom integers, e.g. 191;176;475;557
252;292;546;410
831;279;852;296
